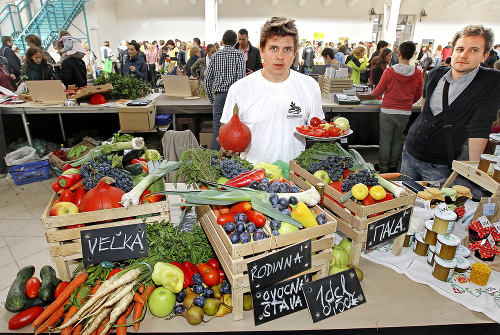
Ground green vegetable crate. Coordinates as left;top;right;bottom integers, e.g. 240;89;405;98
289;160;416;267
194;187;336;321
40;193;170;281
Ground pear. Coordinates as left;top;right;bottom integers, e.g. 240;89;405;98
203;298;223;316
243;294;253;311
212;283;222;299
181;305;205;325
348;265;364;282
222;293;232;307
215;303;232;317
183;287;200;309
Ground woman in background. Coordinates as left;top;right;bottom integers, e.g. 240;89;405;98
21;47;58;81
345;46;368;84
370;48;392;88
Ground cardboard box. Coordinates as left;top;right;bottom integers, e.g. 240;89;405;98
199;132;213;149
162;75;198;97
70;83;113;100
118;101;157;132
49;137;99;170
18;94;33;102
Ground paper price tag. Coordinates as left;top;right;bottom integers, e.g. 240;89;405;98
340;137;348;144
487;234;496;248
478;216;492;228
483;198;496;216
493;222;500;234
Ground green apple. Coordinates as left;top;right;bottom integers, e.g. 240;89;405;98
313;170;331;184
148;287;176;317
338;238;352;256
328;264;349;275
332;245;349;267
278;222;300;235
217;176;229;184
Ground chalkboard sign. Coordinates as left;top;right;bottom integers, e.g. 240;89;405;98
302;268;365;323
366;207;412;249
178;212;197;233
81;222;148;265
252;273;312;326
247;240;311;292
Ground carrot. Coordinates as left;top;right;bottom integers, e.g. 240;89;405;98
57;189;64;194
71;323;83;335
96;316;110;335
219;205;230;214
133;291;144;305
145;284;155;301
378;173;401;180
91;281;101;296
61;305;79;335
33;272;88;327
132;302;143;332
69;179;85;191
124;300;135;318
212;205;221;218
36;298;69;334
137;283;144;294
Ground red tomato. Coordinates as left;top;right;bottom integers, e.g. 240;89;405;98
329;181;343;193
328;125;342;137
376;193;394;203
362;194;376;206
229;201;252;214
25;277;40;299
107;268;122;280
201;268;220;287
8;306;44;330
59;189;74;203
196;262;212;274
54;281;69;299
216;213;236;225
310;117;321;127
311;129;323;137
343;169;351;179
207;258;220;269
218;268;226;283
246;210;266;227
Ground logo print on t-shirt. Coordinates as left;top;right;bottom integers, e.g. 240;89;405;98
288;101;302;119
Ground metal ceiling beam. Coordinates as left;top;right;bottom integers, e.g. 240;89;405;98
372;0;385;8
272;0;278;6
323;0;333;6
135;0;144;4
299;0;307;7
347;0;359;7
442;0;465;9
465;0;491;10
163;0;170;5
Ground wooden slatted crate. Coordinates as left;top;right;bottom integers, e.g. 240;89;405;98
322;78;353;97
195;202;336;321
41;194;170;281
289;160;416;266
443;161;500;196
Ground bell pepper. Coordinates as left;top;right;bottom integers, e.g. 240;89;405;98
139;189;164;203
62;168;80;175
52;180;63;193
291;202;319;228
57;173;82;189
171;262;190;288
62;163;75;172
225;169;266;187
73;187;86;207
181;262;199;286
151;262;185;293
253;162;282;180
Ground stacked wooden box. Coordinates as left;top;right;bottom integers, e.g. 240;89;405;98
322;78;353;98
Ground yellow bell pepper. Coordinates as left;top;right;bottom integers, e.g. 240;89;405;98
254;162;282;180
151;262;185;293
291;202;318;228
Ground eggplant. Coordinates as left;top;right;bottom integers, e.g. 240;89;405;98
122;149;142;166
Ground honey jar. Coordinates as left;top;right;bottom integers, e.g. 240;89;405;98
427;245;436;266
432;256;457;282
435;233;460;260
413;232;429;256
423;220;438;246
454;255;470;273
432;203;457;234
478;154;498;176
483;133;500;156
403;231;415;247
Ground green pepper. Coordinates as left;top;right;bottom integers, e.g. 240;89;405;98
151;262;185;293
254;162;282;180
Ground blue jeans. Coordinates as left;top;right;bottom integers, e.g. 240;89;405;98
400;146;451;182
212;92;228;150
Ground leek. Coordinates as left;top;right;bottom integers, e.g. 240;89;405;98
375;175;407;198
70;137;145;167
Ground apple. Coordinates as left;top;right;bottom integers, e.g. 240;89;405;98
348;265;364;282
50;202;79;216
313;170;331;185
332;245;349;267
148;287;176;317
278;222;300;235
338;238;352;256
217;176;229;184
328;264;349;276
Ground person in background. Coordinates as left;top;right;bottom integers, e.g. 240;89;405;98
25;34;55;65
177;42;187;74
370;47;392;87
54;41;86;88
492;110;500;133
494;59;500;70
159;45;169;69
434;45;443;57
302;42;315;75
214;42;220;51
482;49;499;68
346;46;368;84
335;45;347;63
82;44;97;79
402;25;500;181
120;40;147;82
441;43;452;60
117;40;129;67
321;47;352;78
166;40;179;74
493;44;500;58
58;31;85;59
390;45;399;66
49;40;61;64
21;47;59;81
100;40;114;66
235;28;263;75
186;46;200;77
191;44;215;81
193;37;204;58
204;29;246;150
0;36;21;82
369;40;388;63
419;44;433;68
344;40;352;54
145;43;158;87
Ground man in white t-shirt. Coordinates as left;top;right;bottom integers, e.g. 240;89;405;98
219;17;324;164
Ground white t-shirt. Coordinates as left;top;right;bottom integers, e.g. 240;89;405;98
220;69;324;164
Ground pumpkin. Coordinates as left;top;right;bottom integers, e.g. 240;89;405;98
218;104;251;152
79;177;125;212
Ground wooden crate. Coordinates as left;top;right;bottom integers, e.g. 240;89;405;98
322;78;353;95
195;203;336;321
443;161;500;196
41;194;170;281
49;137;99;170
289;160;416;266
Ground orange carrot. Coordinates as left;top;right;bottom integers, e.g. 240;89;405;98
71;323;83;335
57;189;64;194
90;281;101;296
137;283;144;294
33;272;88;327
377;173;401;180
132;302;143;332
97;316;110;335
219;205;230;214
36;298;69;334
133;291;144;305
61;305;79;335
124;301;135;318
212;205;221;218
145;284;155;301
116;302;134;335
69;179;85;191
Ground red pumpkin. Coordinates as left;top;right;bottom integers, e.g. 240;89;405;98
79;177;125;212
218;104;251;152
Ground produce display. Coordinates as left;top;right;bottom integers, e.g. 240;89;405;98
296;116;351;139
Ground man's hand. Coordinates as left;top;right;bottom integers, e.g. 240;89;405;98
130;66;136;72
246;69;254;75
217;137;241;157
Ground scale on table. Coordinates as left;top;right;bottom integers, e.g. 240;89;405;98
334;93;360;105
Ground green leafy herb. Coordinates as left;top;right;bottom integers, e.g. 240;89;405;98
174;147;221;187
113;132;134;143
295;142;348;170
95;73;151;100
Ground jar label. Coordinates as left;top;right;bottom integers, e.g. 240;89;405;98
494;145;500;156
436;241;442;254
483;203;496;216
427;250;434;264
478;216;492;228
446;269;453;281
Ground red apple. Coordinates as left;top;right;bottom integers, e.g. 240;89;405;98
50;201;79;216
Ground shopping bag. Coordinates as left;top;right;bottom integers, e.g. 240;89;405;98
103;58;113;73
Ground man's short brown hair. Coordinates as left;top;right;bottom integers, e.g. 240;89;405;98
452;25;494;55
260;17;299;52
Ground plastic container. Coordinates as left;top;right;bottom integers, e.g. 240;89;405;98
432;256;457;282
478;154;498;176
8;160;50;186
435;233;460;260
423;220;438;246
454;255;470;273
427;245;436;266
403;231;415;247
155;114;172;126
483;133;500;156
456;244;471;258
432;203;457;234
493;165;500;183
413;232;429;256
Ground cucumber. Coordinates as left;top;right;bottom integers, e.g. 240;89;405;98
20;296;51;311
38;266;57;302
125;163;145;176
5;266;35;312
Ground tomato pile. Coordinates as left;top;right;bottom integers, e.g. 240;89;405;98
296;117;348;139
52;149;66;160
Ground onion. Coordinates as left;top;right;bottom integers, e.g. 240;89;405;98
334;117;350;131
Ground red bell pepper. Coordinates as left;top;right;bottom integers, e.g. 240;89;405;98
57;173;82;189
181;262;199;286
139;190;164;204
171;262;190;288
73;187;86;207
131;159;148;173
225;169;266;187
62;163;74;172
52;181;63;193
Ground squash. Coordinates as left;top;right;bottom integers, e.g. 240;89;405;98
5;266;35;312
79;176;125;212
218;104;251;152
